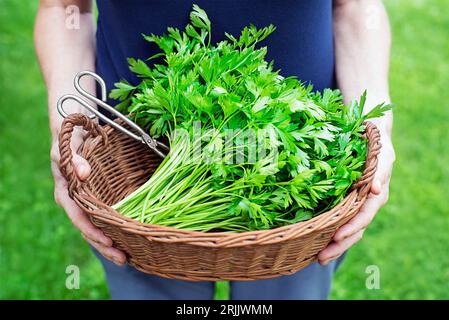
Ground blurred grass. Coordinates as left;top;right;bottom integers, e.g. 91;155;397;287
0;0;448;299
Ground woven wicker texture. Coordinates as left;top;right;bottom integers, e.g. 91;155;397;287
59;113;381;281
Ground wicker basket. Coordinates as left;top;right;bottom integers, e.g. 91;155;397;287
58;113;381;281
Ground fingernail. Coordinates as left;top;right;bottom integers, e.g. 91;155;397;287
336;229;350;241
112;257;124;266
339;232;349;240
76;163;86;176
373;180;382;192
82;164;90;176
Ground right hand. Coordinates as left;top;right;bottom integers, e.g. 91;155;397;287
51;129;126;266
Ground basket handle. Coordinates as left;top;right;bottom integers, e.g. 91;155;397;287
352;122;382;200
58;113;107;194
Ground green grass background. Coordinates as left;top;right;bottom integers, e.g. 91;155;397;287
1;0;448;299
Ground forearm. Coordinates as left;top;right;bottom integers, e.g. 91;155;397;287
34;0;95;137
333;0;392;135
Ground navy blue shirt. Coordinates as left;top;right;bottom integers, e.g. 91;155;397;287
96;0;335;105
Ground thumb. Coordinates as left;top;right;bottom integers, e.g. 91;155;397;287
371;179;382;195
72;154;91;181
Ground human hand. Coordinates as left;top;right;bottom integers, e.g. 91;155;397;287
318;124;395;265
51;129;126;266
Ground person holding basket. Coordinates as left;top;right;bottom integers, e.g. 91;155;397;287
34;0;394;299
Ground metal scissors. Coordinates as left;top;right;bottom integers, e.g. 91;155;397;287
57;70;169;158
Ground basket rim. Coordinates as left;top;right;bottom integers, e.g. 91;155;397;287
68;120;381;248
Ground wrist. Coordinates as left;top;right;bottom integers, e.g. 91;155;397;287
363;94;393;138
368;110;393;139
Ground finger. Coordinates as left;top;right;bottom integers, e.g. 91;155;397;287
53;129;90;181
370;145;394;195
83;235;127;266
55;186;112;247
51;161;67;189
72;153;91;181
318;230;364;265
370;179;382;195
370;161;389;196
333;194;384;241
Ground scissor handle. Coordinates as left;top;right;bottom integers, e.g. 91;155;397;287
56;70;107;120
57;71;169;158
57;94;143;143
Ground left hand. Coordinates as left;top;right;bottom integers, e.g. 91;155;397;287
318;124;395;266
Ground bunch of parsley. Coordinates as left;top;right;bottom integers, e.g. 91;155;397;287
110;5;389;232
